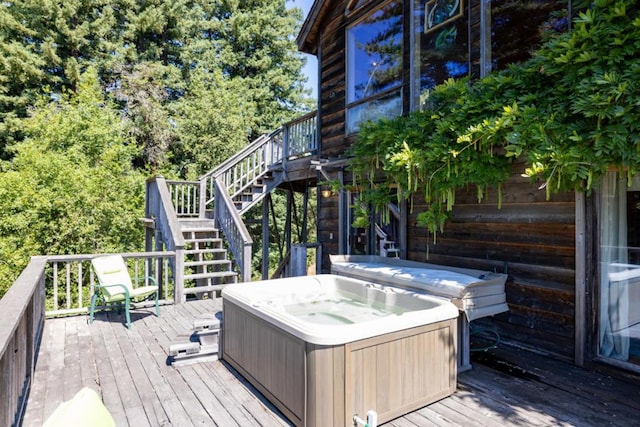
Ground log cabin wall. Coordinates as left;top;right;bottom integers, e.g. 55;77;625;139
315;0;349;267
407;161;576;360
312;0;577;359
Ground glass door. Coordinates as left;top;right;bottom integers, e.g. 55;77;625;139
598;172;640;366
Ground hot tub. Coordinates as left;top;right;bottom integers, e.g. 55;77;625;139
221;274;458;427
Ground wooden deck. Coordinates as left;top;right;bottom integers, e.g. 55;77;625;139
22;300;640;427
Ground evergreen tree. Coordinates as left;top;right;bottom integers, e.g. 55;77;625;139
0;0;312;170
205;0;312;136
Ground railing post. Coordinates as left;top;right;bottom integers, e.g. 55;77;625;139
199;178;207;219
174;249;185;303
243;242;252;282
282;123;289;170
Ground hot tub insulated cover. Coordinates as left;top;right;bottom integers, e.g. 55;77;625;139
330;255;508;321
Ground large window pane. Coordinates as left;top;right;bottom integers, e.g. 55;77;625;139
346;90;402;134
598;173;640;366
347;1;403;104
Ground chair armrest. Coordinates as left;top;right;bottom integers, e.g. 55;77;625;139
143;275;158;287
94;283;130;298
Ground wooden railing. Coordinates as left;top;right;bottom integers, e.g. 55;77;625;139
0;251;179;426
214;177;253;282
199;132;283;212
146;177;186;302
0;256;46;427
284;111;317;159
199;111;317;213
167;180;200;217
45;252;177;316
147;112;316;284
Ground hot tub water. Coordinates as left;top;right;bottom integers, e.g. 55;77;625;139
284;293;410;325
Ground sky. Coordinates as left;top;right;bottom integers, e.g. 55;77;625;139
290;0;318;99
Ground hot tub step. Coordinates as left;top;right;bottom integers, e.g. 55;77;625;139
168;314;222;367
168;341;201;357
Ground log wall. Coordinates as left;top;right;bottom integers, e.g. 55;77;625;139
407;163;576;360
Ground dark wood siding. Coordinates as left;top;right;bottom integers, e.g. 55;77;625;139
317;0;348;272
407;161;576;360
318;0;349;159
318;193;340;271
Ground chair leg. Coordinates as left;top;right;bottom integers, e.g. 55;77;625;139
89;294;98;324
125;296;131;329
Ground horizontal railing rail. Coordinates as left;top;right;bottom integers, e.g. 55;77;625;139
45;252;177;317
0;256;46;427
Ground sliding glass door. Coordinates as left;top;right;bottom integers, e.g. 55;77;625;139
598;172;640;366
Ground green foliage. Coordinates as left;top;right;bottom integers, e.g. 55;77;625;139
352;0;640;239
0;0;312;169
170;69;255;178
0;70;146;296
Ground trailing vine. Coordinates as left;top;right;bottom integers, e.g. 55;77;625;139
350;0;640;242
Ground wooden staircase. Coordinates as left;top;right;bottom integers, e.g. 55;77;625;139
230;171;283;214
180;219;238;298
145;111;317;300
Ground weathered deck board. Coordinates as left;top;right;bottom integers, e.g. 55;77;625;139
22;299;640;427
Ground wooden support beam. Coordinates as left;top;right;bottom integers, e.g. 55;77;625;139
301;186;309;243
262;194;270;280
575;191;586;366
285;189;293;259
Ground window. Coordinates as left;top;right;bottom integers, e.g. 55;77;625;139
346;0;403;134
411;0;469;110
410;0;571;110
490;0;569;72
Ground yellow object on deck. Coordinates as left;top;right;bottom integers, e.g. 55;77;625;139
43;387;115;427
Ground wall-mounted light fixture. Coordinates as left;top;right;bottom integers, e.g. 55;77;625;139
321;188;333;198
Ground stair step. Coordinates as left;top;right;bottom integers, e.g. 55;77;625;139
183;284;231;294
184;259;231;268
184;271;238;281
183;248;227;256
180;226;218;233
184;237;222;244
184;240;223;250
169;341;201;357
193;317;221;331
168;329;220;367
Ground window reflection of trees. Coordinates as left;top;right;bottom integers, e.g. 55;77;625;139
491;0;569;71
418;18;468;94
350;1;403;102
